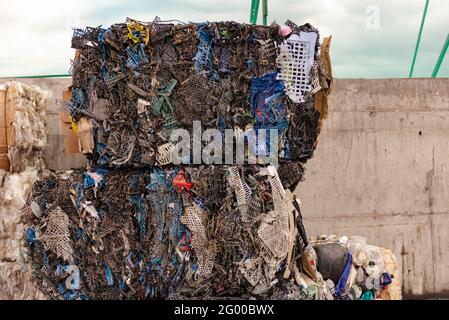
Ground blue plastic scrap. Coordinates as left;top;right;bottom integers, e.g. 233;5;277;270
193;24;214;73
69;88;86;117
126;43;149;69
335;252;352;298
249;72;288;156
72;182;84;211
146;169;167;191
94;142;111;166
63;290;79;300
380;272;393;286
98;28;112;61
219;48;230;73
103;261;114;286
245;59;254;69
26;227;36;245
83;168;109;189
130;193;147;238
76;227;84;239
249;72;287;128
38;195;47;212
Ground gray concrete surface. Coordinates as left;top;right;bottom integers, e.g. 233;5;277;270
2;77;447;298
296;78;449;298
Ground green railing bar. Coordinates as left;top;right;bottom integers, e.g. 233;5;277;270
431;33;449;78
250;0;260;24
262;0;268;26
409;0;430;78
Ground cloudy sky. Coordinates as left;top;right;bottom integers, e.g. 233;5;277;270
0;0;448;78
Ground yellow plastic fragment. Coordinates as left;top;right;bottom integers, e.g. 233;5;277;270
127;22;150;46
71;118;79;136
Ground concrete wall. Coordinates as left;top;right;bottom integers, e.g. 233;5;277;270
296;78;449;298
2;77;447;297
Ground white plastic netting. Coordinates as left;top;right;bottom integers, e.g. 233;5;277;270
39;206;73;262
257;166;290;259
227;167;251;216
180;204;214;278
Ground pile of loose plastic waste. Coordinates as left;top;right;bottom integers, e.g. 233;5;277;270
306;235;400;300
22;18;395;300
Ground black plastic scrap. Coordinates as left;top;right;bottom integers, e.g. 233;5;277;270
24;17;333;300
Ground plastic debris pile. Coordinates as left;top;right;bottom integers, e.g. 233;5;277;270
23;18;400;300
0;81;50;299
0;167;45;299
0;82;50;172
304;235;401;300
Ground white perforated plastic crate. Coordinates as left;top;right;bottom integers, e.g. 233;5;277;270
277;32;317;103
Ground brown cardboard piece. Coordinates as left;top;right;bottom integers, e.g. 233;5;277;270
379;247;402;300
0;89;6;128
77;117;94;154
315;36;332;131
0;89;9;170
60;110;81;154
5;83;16;147
0;153;9;170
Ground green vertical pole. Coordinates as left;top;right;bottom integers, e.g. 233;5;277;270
409;0;430;78
431;33;449;78
262;0;268;26
250;0;260;24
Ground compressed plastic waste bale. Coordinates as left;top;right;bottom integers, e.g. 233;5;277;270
3;82;50;173
24;165;320;300
0;167;44;299
0;81;50;299
67;18;330;169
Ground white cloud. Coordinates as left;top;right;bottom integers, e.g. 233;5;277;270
0;0;448;78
